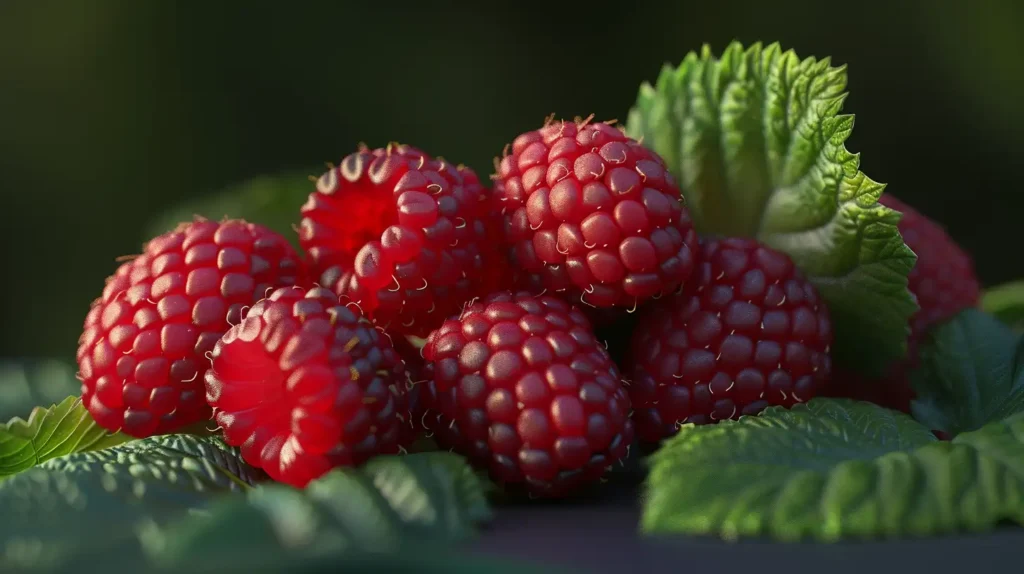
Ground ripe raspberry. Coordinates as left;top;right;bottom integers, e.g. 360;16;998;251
629;238;833;442
421;291;634;497
204;286;408;488
822;194;981;411
494;116;698;309
299;144;504;337
388;333;428;447
77;219;304;438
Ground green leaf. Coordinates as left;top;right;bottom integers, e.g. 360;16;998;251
146;452;499;571
911;309;1024;436
626;41;917;377
144;171;314;251
2;450;498;572
981;280;1024;331
643;397;1024;541
146;487;549;574
0;359;83;421
0;396;131;479
954;411;1024;480
0;434;262;571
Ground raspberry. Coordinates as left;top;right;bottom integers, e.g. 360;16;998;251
76;219;304;438
388;333;428;447
494;116;698;309
204;286;408;488
822;194;981;411
299;144;504;337
883;194;981;343
628;238;833;442
421;291;634;497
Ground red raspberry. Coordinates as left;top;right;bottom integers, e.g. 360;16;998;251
388;333;428;447
77;219;304;438
822;194;981;411
628;238;833;442
299;144;504;337
422;291;634;497
204;286;408;488
494;116;698;309
885;194;980;338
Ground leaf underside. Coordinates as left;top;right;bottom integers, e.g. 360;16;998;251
2;449;500;572
626;41;917;377
149;451;492;566
0;434;261;571
911;309;1024;436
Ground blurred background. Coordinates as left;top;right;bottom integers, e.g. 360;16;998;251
1;0;1022;362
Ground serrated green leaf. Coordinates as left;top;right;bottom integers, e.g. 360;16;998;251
305;451;492;546
39;433;264;489
642;398;1024;540
143;485;338;569
0;434;262;571
362;449;494;527
911;309;1024;436
954;411;1024;478
146;452;498;571
627;41;917;377
0;359;83;422
146;488;555;574
144;171;315;251
0;396;132;479
981;280;1024;331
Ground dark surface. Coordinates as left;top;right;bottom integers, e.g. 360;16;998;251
470;470;1024;573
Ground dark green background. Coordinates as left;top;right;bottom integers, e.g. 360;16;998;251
2;0;1022;361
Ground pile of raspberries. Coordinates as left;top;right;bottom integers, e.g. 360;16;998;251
75;117;980;496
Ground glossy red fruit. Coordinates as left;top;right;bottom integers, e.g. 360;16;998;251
822;194;981;412
494;116;698;309
421;291;634;498
629;238;833;442
204;286;408;488
299;144;507;338
77;219;304;438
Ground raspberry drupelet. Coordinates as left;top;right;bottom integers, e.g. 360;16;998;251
77;219;304;438
204;286;408;488
494;116;699;309
629;238;833;442
421;291;634;498
299;144;506;338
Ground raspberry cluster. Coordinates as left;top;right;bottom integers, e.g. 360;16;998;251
75;118;976;495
